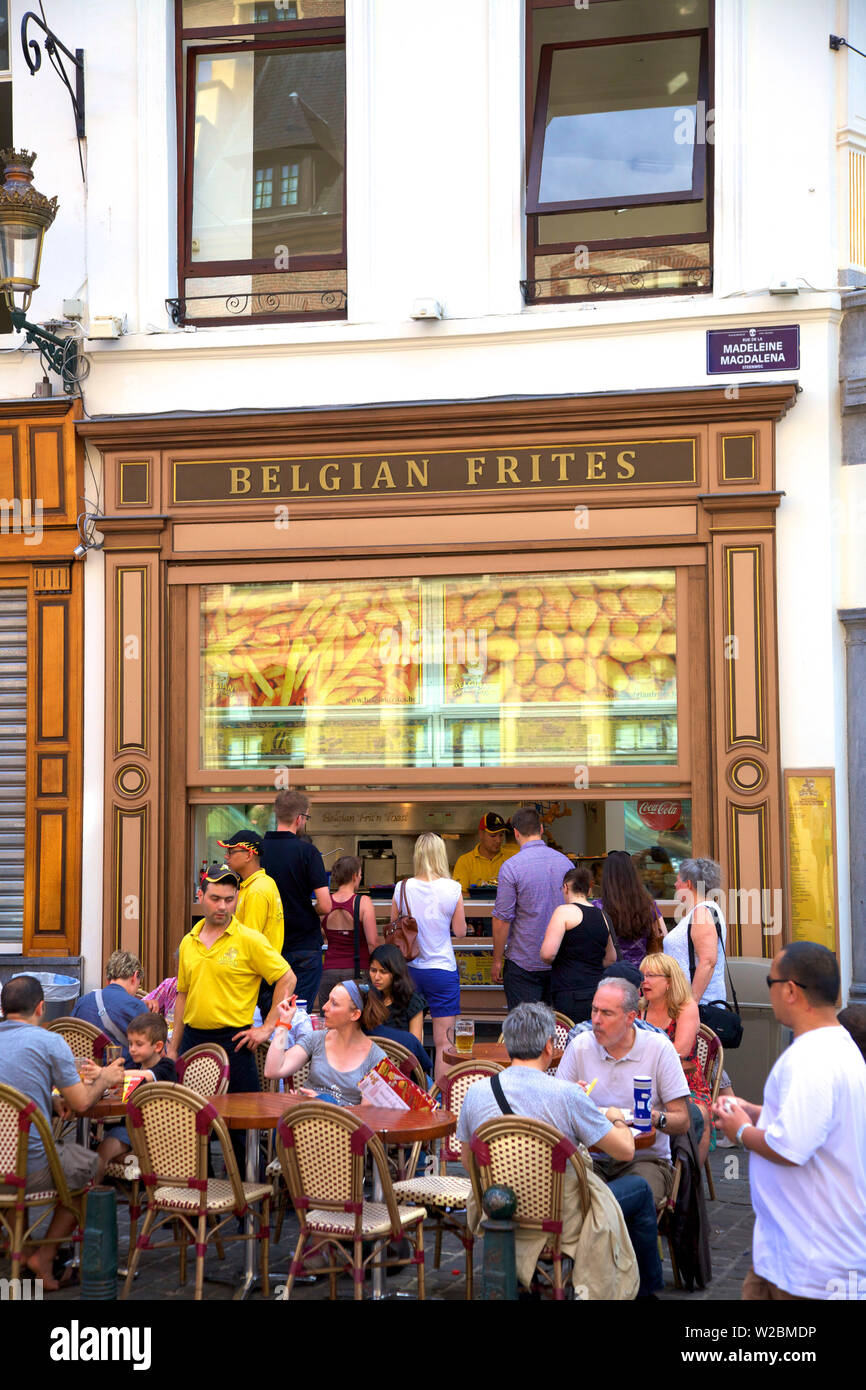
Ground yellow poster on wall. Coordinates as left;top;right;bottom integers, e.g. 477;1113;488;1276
784;770;839;953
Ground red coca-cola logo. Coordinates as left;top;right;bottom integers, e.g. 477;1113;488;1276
636;800;682;832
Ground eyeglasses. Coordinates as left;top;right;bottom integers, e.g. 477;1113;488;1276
641;972;666;979
766;974;807;990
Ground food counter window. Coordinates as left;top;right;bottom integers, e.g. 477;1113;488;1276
199;569;678;770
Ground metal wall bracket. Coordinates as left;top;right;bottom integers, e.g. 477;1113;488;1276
21;6;86;174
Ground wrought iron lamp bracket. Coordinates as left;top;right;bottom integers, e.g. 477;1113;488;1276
21;7;86;159
9;307;81;395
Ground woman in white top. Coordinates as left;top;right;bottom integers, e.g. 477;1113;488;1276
663;857;728;1007
664;856;735;1109
391;832;467;1084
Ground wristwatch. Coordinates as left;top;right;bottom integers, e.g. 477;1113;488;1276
656;1110;668;1131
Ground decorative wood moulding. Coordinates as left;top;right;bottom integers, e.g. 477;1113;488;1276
112;805;147;958
104;552;161;978
32;565;72;593
77;382;800;452
22;573;83;956
723;546;765;750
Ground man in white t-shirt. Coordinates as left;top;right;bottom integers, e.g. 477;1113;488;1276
714;941;866;1301
558;976;690;1204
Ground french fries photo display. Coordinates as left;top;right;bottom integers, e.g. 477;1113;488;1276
201;570;676;713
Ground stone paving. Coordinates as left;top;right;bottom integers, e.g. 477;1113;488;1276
17;1145;754;1304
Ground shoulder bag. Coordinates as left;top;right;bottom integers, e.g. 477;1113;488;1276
384;878;420;961
94;988;129;1048
598;907;623;961
490;1072;515;1115
686;906;743;1049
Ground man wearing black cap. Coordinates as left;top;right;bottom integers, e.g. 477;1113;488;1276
167;867;294;1100
452;812;518;893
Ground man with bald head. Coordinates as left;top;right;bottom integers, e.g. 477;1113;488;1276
557;974;691;1204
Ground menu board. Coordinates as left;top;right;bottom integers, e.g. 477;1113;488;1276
784;770;839;953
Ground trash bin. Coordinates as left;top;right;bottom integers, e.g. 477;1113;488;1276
8;971;80;1023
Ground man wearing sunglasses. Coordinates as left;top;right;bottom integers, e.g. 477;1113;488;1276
713;941;866;1301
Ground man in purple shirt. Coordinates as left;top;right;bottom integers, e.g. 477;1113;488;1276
492;807;573;1009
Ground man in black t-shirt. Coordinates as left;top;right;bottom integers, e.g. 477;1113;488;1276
262;790;332;1009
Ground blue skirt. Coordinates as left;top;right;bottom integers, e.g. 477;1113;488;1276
408;966;460;1018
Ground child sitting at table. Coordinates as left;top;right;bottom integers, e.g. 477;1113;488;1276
83;1011;177;1178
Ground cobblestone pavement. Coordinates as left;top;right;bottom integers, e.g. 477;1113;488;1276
19;1146;753;1304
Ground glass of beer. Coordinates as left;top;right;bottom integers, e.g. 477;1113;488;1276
450;1018;475;1055
103;1045;123;1066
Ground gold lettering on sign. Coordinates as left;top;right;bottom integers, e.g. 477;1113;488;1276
319;463;341;491
230;466;251;494
466;456;485;486
551;452;574;482
405;458;429;488
529;453;542;483
261;464;281;494
497;456;520;485
351;461;364;491
586;450;608;480
372;461;396;490
290;464;310;493
616;450;636;479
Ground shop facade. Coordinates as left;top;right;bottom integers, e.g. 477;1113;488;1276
82;381;795;1009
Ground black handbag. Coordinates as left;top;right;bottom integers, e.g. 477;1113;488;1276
686;906;744;1050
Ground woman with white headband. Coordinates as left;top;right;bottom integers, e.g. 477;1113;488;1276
265;978;387;1105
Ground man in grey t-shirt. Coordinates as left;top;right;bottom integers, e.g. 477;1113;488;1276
0;975;124;1289
492;807;573;1009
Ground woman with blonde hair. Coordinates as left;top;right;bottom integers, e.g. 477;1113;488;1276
391;831;467;1083
639;952;713;1165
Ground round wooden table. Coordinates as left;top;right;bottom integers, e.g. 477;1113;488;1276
442;1041;563;1069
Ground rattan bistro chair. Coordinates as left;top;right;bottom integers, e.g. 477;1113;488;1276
497;1012;573;1072
120;1082;272;1301
274;1101;428;1302
466;1115;591;1301
104;1043;231;1262
695;1023;724;1200
392;1059;504;1299
0;1083;92;1289
368;1035;427;1089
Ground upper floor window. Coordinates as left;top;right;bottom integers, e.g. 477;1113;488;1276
524;0;712;305
174;1;346;326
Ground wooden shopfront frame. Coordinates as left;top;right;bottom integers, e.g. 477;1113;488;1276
0;399;84;957
84;383;796;980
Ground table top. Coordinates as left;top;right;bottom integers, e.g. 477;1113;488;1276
442;1041;563;1068
88;1089;456;1146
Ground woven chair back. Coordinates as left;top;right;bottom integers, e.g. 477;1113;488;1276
469;1115;588;1230
176;1044;230;1097
437;1061;504;1164
368;1035;426;1088
277;1101;377;1212
47;1016;110;1064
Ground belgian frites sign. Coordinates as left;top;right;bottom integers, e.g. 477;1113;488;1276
172;439;696;503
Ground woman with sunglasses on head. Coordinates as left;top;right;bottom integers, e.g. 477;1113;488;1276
265;978;387;1105
639;952;713;1165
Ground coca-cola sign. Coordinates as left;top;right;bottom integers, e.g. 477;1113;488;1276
636;800;682;832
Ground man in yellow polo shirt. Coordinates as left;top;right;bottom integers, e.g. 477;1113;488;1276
167;867;294;1105
219;829;286;1018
